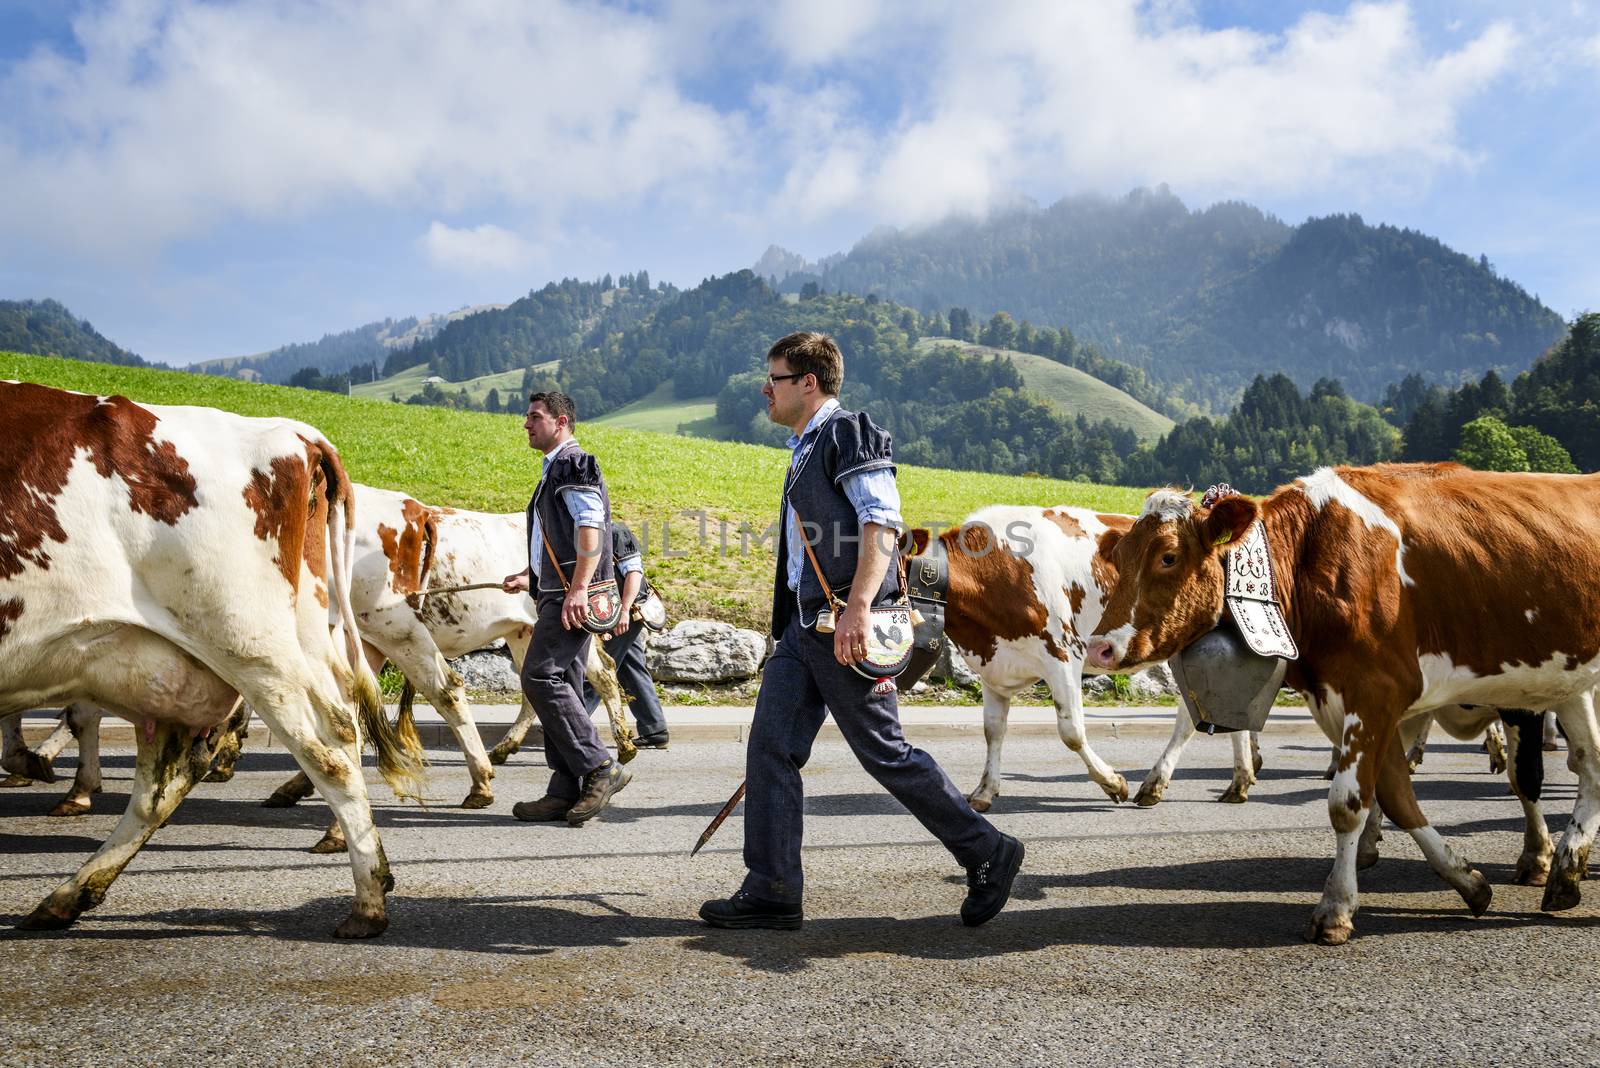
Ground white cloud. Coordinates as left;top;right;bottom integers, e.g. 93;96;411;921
0;0;737;259
1587;31;1600;65
760;0;1520;226
421;222;534;273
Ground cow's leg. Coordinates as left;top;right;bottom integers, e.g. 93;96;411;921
263;769;315;807
1133;704;1194;807
202;701;249;783
1307;692;1396;946
1499;710;1553;886
1543;710;1562;752
1375;728;1492;915
1218;729;1257;804
20;721;214;930
488;630;537;765
1406;712;1433;772
252;694;393;938
967;684;1011;812
1043;660;1126;803
1483;720;1508;775
1356;805;1384;870
1;712;55;785
1542;693;1600;912
388;639;492;805
48;704;105;817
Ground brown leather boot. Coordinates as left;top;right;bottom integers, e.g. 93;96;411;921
511;795;572;822
565;761;632;826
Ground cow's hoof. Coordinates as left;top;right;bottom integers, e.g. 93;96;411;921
1541;870;1583;912
1305;916;1353;946
1101;776;1129;804
461;787;494;810
1488;755;1507;776
1217;783;1248;804
966;793;994;813
382;870;396;893
1132;781;1165;807
261;789;302;809
1356;845;1380;871
487;743;518;766
47;795;92;817
3;751;55;785
18;904;78;931
202;765;237;783
1322;765;1335;781
1542;741;1559;753
1461;871;1492;916
332;911;388;939
1252;750;1264;774
1515;852;1552;887
0;774;33;788
309;830;348;855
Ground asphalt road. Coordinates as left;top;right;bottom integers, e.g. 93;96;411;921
2;721;1596;1067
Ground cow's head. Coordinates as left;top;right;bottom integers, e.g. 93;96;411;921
1085;489;1256;671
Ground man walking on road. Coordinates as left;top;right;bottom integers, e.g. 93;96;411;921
503;391;631;826
583;520;670;748
698;332;1023;930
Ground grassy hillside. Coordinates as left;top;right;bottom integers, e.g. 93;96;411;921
352;361;555;404
4;351;1151;629
916;337;1174;442
589;382;728;437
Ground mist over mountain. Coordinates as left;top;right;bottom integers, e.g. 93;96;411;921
764;187;1566;408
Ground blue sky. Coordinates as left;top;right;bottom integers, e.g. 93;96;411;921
2;0;1597;365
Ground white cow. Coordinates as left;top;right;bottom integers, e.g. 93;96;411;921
0;381;423;937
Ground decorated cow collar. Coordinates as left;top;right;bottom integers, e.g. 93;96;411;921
1203;484;1298;660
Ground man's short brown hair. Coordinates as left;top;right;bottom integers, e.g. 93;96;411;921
767;331;843;396
528;390;577;426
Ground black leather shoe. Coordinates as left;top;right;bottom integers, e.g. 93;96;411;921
961;833;1025;927
699;890;803;930
634;731;670;749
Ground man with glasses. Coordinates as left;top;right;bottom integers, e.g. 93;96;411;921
698;331;1024;930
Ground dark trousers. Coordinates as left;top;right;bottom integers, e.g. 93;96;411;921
521;591;611;800
741;616;1001;903
583;619;668;737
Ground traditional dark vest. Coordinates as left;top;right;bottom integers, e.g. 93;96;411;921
610;520;652;597
525;442;613;595
771;406;902;639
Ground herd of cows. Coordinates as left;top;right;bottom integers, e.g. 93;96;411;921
1;379;1596;946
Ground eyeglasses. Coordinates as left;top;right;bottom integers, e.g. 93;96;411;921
765;372;806;387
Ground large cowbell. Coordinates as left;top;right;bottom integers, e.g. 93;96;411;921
1170;619;1287;734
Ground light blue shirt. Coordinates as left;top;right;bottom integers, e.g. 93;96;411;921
783;397;902;592
529;438;606;581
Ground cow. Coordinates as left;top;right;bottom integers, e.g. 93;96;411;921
907;506;1259;812
0;703;102;815
5;487;626;835
1085;464;1600;944
0;380;424;937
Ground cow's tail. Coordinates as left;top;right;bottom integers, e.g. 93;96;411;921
318;444;427;801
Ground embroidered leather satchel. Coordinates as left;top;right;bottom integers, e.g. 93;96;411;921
792;505;915;680
542;533;625;634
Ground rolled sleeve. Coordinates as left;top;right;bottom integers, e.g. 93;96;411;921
841;469;902;530
616;554;643;577
560;487;606;529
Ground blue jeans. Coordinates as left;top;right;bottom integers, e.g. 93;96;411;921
740;616;1001;903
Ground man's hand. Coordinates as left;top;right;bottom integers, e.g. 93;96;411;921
613;596;636;637
562;582;590;630
835;601;871;666
502;569;530;595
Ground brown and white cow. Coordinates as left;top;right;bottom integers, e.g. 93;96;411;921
0;381;424;937
1086;464;1600;944
911;505;1259;812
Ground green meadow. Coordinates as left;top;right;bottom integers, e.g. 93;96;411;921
5;351;1152;629
915;337;1175;442
351;361;556;404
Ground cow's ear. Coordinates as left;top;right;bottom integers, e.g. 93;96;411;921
901;528;931;556
1097;528;1125;560
1201;495;1256;550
